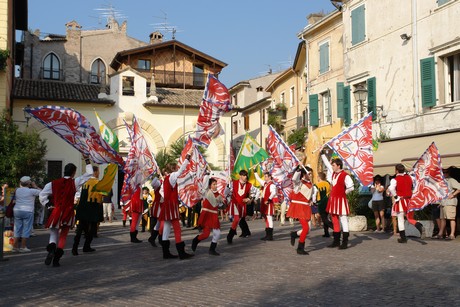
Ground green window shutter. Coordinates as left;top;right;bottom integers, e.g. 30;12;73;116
337;82;344;118
420;57;436;108
367;77;376;120
351;5;365;45
309;94;319;127
319;42;329;74
343;86;351;126
438;0;450;6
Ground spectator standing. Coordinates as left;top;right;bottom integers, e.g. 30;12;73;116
436;168;460;240
371;176;386;232
12;176;41;252
102;189;114;223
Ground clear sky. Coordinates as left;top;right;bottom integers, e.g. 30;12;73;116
27;0;335;87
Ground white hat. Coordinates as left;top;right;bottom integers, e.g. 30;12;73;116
20;176;31;183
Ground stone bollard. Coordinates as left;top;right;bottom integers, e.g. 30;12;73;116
348;215;368;232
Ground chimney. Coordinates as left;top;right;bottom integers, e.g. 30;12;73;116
149;31;164;44
307;13;325;25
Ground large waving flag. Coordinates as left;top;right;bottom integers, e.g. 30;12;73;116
93;112;119;195
120;115;160;204
267;125;301;203
194;74;233;147
25;106;124;166
232;133;268;187
407;142;449;212
325;112;373;186
177;138;209;207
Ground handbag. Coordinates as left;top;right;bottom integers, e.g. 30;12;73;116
5;198;15;218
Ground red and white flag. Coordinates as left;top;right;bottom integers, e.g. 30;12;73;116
326;112;373;186
194;74;233;147
24;105;124;166
407;142;449;212
267;126;300;203
177;138;209;207
120;115;159;204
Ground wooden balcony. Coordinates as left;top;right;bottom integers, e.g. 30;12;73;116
135;69;207;89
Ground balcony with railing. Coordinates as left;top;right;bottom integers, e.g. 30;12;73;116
135;69;206;89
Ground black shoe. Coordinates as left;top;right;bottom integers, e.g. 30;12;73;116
227;229;236;244
296;242;309;255
83;247;96;253
176;241;194;260
209;242;220;256
45;243;56;265
191;235;200;252
52;248;64;267
327;232;341;248
290;231;299;246
130;231;142;243
71;247;78;256
161;240;178;259
339;232;349;250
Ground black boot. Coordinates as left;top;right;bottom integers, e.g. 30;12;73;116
83;238;96;252
296;242;309;255
192;235;200;252
148;230;159;247
161;240;178;259
122;220;126;227
398;230;408;243
72;237;79;256
267;228;274;241
130;230;142;243
327;232;341;248
45;243;56;265
260;228;268;241
415;222;426;239
53;248;64;267
339;232;349;250
227;228;237;244
209;242;220;256
176;241;194;260
239;219;251;237
290;231;299;246
323;224;330;237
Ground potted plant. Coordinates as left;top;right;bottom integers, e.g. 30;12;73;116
0;49;9;71
274;103;287;119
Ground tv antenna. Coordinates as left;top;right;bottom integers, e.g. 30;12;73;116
91;2;127;27
150;10;182;40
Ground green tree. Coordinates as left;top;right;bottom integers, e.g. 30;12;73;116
154;148;175;172
0;111;47;186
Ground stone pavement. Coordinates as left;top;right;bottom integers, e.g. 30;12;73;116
1;217;459;307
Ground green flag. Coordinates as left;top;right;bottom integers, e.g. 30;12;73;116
94;112;119;195
232;133;268;187
95;111;119;152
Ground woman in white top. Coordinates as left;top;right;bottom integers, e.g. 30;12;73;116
13;176;42;252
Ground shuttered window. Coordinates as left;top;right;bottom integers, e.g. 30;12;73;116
309;94;319;127
420;57;436;107
351;5;366;45
337;82;344;118
343;86;351;126
367;77;376;120
319;42;330;74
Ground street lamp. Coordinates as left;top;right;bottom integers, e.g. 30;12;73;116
353;84;368;118
13;104;32;126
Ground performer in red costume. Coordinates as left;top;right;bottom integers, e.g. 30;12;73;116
287;166;316;255
148;176;162;247
387;164;424;243
128;187;144;243
192;177;225;255
255;171;278;241
225;170;255;244
39;158;93;267
158;152;194;260
321;154;355;249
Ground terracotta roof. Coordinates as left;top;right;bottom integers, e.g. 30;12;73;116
144;87;203;108
13;79;115;105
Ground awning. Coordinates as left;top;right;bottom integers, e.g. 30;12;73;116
373;130;460;176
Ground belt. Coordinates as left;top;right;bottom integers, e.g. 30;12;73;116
202;208;218;214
